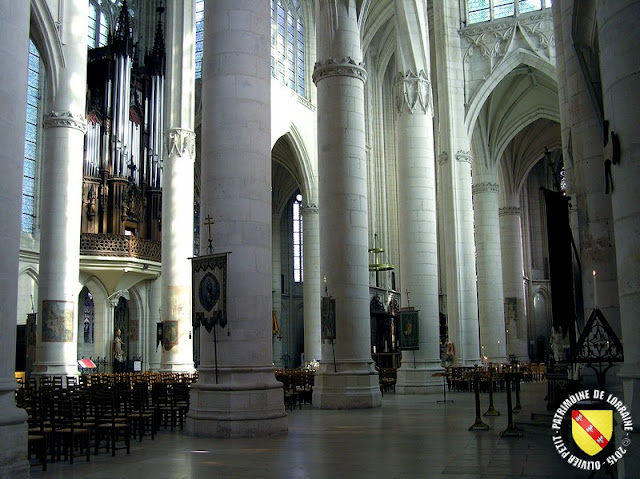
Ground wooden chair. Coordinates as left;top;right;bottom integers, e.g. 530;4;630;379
27;393;57;465
171;383;190;430
56;394;91;463
27;433;47;471
93;389;130;456
127;383;155;441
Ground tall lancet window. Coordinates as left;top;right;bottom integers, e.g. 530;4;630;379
88;0;137;49
23;40;41;235
88;1;111;48
271;0;306;97
196;0;204;79
467;0;553;25
293;193;303;283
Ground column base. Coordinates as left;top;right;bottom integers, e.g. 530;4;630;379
618;363;640;427
185;367;287;438
312;360;382;409
0;383;29;479
396;363;444;394
160;362;196;373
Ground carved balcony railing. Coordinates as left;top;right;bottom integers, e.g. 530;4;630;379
80;233;161;262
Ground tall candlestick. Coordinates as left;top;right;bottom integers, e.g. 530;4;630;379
592;270;598;308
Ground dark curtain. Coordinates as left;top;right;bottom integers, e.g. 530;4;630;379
543;188;576;339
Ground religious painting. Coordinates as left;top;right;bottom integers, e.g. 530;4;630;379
321;296;336;340
163;320;179;350
128;319;139;341
504;297;519;323
192;252;229;333
400;310;419;350
42;300;74;342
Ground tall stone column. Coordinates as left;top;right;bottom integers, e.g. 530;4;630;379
596;0;640;434
0;2;30;476
147;278;162;371
35;0;88;378
312;0;381;408
432;3;480;365
272;211;283;367
499;202;528;361
161;0;196;372
473;179;507;362
553;0;620;336
186;0;287;437
301;203;321;364
393;0;441;393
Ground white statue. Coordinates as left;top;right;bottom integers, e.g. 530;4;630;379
113;328;125;362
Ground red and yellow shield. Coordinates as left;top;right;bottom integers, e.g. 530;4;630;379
571;410;613;456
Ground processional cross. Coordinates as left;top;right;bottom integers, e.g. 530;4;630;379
204;214;214;254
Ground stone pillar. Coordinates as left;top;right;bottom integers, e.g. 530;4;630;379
473;180;507;362
312;0;381;408
432;3;480;365
0;2;30;476
499;203;528;361
553;0;620;336
596;0;640;434
272;211;283;367
393;0;441;393
301;203;321;365
160;0;196;372
186;0;287;437
148;278;162;371
35;0;88;377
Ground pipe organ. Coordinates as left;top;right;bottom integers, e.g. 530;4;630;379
82;2;164;242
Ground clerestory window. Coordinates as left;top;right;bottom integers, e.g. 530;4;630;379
293;193;303;283
271;0;306;97
23;40;41;235
196;0;204;79
467;0;553;25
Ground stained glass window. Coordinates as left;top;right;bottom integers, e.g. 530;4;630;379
196;0;204;78
23;40;40;234
293;194;303;283
467;0;552;25
271;0;306;97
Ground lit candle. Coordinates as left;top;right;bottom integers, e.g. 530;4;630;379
593;270;598;308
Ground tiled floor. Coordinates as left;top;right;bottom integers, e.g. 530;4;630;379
30;382;637;478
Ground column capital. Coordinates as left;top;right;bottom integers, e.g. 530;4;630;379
312;57;367;85
301;204;319;215
164;128;196;158
395;70;432;114
43;110;87;133
499;206;522;216
472;182;499;195
455;150;473;164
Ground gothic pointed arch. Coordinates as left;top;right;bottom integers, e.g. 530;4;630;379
465;48;557;138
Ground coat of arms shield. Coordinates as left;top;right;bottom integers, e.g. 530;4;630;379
571;410;613;456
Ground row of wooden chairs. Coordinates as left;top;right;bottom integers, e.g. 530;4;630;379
274;369;314;411
18;373;193;470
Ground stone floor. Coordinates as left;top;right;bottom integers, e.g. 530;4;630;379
30;382;638;478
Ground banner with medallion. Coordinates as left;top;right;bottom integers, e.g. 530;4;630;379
192;253;229;334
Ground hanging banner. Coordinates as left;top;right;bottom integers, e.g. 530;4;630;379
192;252;229;334
321;296;336;340
400;309;419;350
